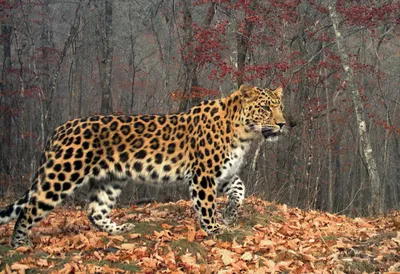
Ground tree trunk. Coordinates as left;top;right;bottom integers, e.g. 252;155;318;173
128;3;137;113
328;4;383;215
40;0;54;148
178;0;216;112
98;0;114;114
322;45;334;212
236;1;256;87
76;43;84;117
1;24;13;176
179;0;199;112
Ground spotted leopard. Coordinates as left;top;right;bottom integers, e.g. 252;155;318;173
0;85;286;247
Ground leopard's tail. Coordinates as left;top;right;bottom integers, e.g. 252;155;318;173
0;190;30;225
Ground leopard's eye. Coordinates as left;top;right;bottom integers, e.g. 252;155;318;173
262;105;271;111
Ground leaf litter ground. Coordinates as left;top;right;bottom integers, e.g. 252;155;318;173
0;197;399;273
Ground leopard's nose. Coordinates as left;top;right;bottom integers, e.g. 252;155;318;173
277;122;286;129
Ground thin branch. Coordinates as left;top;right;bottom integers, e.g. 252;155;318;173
46;0;85;119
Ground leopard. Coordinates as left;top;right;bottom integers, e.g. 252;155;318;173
0;84;286;247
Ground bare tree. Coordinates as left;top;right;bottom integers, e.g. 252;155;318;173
0;23;13;178
96;0;114;114
328;4;383;215
235;0;256;87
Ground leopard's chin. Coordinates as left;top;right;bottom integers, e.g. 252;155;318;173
265;135;279;142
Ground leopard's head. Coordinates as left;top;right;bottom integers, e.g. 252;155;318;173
239;85;286;141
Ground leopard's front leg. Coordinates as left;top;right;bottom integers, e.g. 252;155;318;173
189;175;223;234
217;175;245;225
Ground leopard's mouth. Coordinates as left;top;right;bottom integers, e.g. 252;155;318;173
261;128;281;139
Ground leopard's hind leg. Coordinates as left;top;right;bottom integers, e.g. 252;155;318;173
86;179;134;234
10;175;79;247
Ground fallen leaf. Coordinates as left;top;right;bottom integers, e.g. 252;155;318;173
15;246;31;253
162;223;173;229
203;239;216;247
301;253;317;262
11;263;30;271
180;253;199;269
140;257;159;271
165;251;176;270
232;260;248;271
94;250;102;261
220;249;237;266
129;233;141;239
107;235;125;242
121;243;136;250
134;246;149;258
241;252;253;261
103;252;119;262
37;259;48;267
259;239;275;250
5;264;12;274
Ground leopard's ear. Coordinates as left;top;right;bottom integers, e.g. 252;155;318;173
238;84;256;99
274;87;283;99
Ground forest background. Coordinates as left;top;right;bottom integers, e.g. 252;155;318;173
0;0;399;218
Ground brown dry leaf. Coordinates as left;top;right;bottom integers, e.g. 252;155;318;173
120;243;136;250
102;265;126;273
134;246;149;258
11;263;30;271
253;266;270;274
93;251;102;261
180;253;199;270
15;246;31;253
195;229;208;240
5;264;12;274
107;235;125;242
253;223;268;232
162;223;173;229
219;249;238;266
58;262;76;274
37;259;48;267
120;213;137;222
203;239;216;247
187;226;196;242
103;252;119;262
154;229;173;241
276;260;294;271
173;225;187;232
165;251;177;270
387;262;400;272
261;259;277;273
240;252;253;261
128;233;141;239
86;263;102;274
300;252;317;263
231;260;248;272
392;216;400;229
278;225;295;236
87;233;106;249
231;239;244;254
105;239;120;249
259;239;275;250
170;270;186;274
